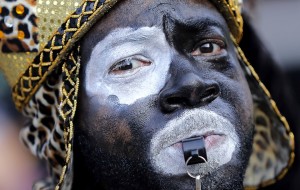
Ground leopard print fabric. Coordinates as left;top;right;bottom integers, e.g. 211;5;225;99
20;69;66;189
0;0;39;52
244;101;291;188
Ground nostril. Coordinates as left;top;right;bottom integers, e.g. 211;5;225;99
199;86;220;102
166;96;184;105
201;88;213;98
160;95;183;113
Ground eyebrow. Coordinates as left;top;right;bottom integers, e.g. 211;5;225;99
164;14;226;34
105;28;159;49
184;17;225;31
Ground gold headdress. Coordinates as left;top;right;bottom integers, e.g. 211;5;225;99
0;0;294;190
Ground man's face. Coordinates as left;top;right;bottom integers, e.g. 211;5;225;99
74;0;254;189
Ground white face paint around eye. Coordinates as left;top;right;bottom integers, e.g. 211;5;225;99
85;26;172;105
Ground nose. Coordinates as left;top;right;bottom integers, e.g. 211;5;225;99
159;72;220;113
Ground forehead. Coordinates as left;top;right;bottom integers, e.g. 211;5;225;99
81;0;228;58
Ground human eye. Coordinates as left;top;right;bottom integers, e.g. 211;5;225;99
109;56;152;76
191;39;226;57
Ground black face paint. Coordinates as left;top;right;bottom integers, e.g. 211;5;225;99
75;0;254;189
182;137;207;165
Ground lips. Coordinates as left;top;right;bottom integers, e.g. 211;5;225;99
170;133;226;151
204;134;226;150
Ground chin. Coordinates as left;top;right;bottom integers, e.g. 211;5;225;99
201;164;245;190
148;151;249;190
148;128;253;190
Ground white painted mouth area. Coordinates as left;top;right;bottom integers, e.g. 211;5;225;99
150;109;239;176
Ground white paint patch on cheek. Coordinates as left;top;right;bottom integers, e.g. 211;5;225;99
85;27;172;104
150;109;240;175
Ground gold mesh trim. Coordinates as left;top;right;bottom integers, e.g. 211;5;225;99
56;45;81;190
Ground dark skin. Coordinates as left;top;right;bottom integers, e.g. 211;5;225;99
73;0;254;189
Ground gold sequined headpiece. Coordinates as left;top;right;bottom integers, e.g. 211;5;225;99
0;1;294;190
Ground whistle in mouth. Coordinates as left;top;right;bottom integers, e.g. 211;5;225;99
182;137;207;165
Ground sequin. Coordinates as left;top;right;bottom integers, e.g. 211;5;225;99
4;16;14;28
85;2;95;11
0;30;4;39
18;30;25;39
16;4;25;15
